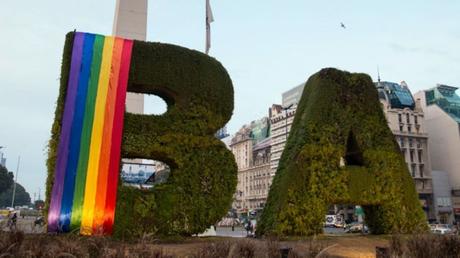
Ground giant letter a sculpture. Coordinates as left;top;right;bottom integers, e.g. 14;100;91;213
258;68;427;236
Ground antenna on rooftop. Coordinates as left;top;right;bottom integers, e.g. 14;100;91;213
377;66;381;82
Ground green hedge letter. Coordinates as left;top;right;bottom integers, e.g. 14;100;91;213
46;33;237;237
258;68;427;236
113;41;237;237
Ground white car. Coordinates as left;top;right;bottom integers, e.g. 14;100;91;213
431;224;453;235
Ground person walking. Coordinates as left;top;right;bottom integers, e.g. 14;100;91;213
245;220;252;236
8;211;17;231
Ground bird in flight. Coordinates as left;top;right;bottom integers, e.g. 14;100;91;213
340;22;346;29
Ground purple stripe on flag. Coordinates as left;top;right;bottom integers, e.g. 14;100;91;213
47;33;84;232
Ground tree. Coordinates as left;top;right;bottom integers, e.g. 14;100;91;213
0;182;31;207
0;165;13;195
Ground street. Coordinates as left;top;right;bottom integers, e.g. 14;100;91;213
0;217;45;234
214;226;347;237
215;226;248;237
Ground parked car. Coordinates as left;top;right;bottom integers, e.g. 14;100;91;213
344;222;369;233
430;224;455;235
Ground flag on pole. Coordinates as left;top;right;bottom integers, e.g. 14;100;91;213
205;0;214;54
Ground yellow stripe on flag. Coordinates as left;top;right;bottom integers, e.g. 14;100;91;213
80;37;114;235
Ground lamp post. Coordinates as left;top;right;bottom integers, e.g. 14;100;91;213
10;156;20;208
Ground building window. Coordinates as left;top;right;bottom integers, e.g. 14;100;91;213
419;165;424;178
410;150;414;162
418;150;422;163
400;138;405;147
406;114;410;124
408;126;412;133
414;115;418;124
409;138;413;148
411;164;416;177
398;114;402;123
400;125;404;132
437;197;452;207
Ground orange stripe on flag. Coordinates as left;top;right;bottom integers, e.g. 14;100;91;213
103;39;133;234
91;38;124;233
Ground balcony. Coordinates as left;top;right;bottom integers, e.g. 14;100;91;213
416;185;433;194
392;130;428;138
414;175;431;180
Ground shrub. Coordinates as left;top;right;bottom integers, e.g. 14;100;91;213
258;68;427;236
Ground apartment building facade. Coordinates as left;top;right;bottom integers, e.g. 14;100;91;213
230;118;271;214
377;81;435;220
415;84;460;222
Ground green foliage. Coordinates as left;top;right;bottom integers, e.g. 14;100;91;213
0;183;31;207
258;68;427;237
0;165;13;195
46;32;237;237
0;165;31;207
114;40;237;237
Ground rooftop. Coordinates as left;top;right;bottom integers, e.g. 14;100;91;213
376;81;415;110
424;84;460;123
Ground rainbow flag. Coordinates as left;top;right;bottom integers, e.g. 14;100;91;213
47;32;133;235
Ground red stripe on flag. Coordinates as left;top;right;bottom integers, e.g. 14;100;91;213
103;39;133;234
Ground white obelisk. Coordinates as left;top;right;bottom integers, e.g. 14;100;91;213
112;0;147;114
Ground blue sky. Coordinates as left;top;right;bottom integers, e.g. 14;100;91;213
0;0;459;197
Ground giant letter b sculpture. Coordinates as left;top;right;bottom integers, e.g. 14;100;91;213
46;32;237;236
258;68;427;236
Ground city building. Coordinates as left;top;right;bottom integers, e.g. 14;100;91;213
269;104;296;175
282;83;305;107
230;117;271;214
431;170;455;224
415;84;460;221
377;80;434;220
269;83;305;175
215;126;230;139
